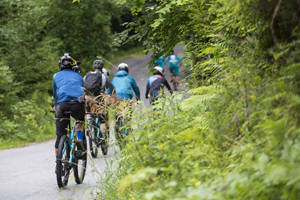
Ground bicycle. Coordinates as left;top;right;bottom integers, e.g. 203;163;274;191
115;116;131;149
51;110;87;189
86;112;108;157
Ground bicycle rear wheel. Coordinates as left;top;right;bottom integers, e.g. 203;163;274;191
57;135;70;188
74;140;87;184
101;136;108;156
88;128;98;158
117;118;125;149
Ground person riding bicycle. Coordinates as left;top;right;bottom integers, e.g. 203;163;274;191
83;59;115;146
164;50;182;90
145;66;173;105
52;52;85;171
107;63;140;145
107;63;140;101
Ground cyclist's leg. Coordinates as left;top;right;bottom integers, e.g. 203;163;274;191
84;99;93;130
99;112;109;145
99;112;108;134
174;66;179;86
169;66;175;82
55;102;70;156
70;102;85;150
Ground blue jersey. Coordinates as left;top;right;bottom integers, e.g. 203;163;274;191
107;71;140;100
52;69;84;106
165;54;182;68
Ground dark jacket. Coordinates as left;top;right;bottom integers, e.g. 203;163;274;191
145;72;172;98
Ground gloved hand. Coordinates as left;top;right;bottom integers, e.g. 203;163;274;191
72;65;82;74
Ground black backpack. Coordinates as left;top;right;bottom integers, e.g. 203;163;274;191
83;71;106;96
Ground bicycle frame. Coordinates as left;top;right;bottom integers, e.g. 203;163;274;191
93;117;101;138
68;119;77;164
61;118;78;167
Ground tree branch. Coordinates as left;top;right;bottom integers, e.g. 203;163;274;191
270;0;283;45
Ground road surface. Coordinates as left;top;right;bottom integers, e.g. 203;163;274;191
0;45;185;200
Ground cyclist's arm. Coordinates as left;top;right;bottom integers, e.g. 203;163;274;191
130;76;140;100
177;56;183;67
107;78;115;95
164;78;173;94
145;79;150;98
52;74;58;107
105;76;115;95
177;55;182;62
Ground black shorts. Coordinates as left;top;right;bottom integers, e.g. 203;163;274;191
55;101;85;136
85;98;108;124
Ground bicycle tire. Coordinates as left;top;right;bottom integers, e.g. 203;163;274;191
101;139;108;155
74;140;87;184
56;135;70;188
88;128;98;158
117;118;125;149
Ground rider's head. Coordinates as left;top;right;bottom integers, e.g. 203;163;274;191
102;68;110;76
58;52;77;71
154;66;164;76
170;49;174;55
93;59;104;71
118;63;129;73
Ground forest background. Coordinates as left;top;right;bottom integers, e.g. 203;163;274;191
0;0;141;148
1;0;300;199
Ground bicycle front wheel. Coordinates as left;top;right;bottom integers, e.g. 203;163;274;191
57;135;70;188
74;140;87;184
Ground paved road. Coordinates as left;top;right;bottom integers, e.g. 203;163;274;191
0;45;185;200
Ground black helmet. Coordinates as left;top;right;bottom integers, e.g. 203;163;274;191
58;52;77;71
118;63;129;73
93;60;104;69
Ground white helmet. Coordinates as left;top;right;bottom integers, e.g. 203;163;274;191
118;63;129;73
102;68;109;76
154;66;164;74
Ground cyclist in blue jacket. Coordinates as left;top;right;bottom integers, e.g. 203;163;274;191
52;53;85;172
107;63;140;100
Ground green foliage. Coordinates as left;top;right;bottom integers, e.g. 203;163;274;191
47;0;118;61
0;0;61;95
0;65;19;109
95;0;300;199
0;91;55;148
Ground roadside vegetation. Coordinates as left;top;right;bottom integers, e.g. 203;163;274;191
94;0;300;199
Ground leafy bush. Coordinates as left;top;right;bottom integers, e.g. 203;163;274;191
94;0;300;199
0;91;55;148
